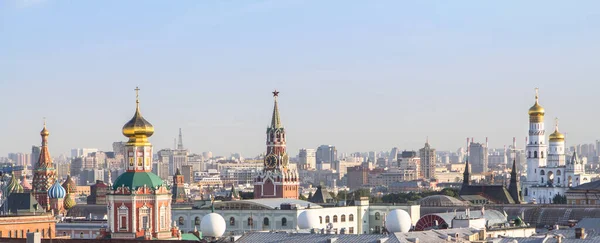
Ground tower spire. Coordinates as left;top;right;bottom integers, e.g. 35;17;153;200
271;90;282;128
463;138;470;186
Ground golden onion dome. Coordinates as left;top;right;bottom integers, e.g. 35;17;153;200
549;118;565;142
528;101;545;116
40;120;50;136
122;87;154;144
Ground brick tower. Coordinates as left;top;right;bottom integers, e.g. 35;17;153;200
254;90;299;199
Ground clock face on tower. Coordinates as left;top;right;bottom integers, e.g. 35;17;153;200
266;155;277;169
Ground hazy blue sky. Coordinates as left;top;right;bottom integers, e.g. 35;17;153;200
1;0;600;158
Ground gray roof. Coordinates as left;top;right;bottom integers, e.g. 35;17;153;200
417;195;469;207
236;228;482;243
419;209;507;228
570;180;600;191
236;232;399;243
206;198;323;210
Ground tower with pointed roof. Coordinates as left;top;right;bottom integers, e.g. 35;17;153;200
254;90;299;199
107;87;173;240
32;121;57;211
508;159;521;204
171;168;187;203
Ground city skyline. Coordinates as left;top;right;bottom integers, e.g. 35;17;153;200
2;1;600;157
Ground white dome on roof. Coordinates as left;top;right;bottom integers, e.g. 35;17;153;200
386;209;411;233
298;210;319;229
200;213;226;237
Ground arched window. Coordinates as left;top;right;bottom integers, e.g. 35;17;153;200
263;217;270;226
282;217;287;226
558;177;561;184
349;214;354;222
557;170;562;176
319;216;323;224
194;216;200;226
80;232;84;238
248;217;253;226
528;151;531;158
326;216;330;223
63;232;67;236
333;215;338;223
541;151;544;158
230;217;235;226
178;216;185;226
375;212;381;220
540;170;545;175
341;215;346;222
534;151;538;158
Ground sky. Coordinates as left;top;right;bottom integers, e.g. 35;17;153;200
1;0;600;158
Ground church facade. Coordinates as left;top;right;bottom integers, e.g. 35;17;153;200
107;88;176;240
522;89;592;204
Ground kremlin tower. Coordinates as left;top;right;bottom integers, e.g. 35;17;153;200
32;121;57;211
254;90;299;199
107;87;173;240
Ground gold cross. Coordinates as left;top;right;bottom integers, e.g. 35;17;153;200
535;87;539;101
135;86;140;103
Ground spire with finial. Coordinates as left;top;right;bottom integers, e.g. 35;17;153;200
270;90;282;129
549;117;565;142
463;138;470;186
122;86;154;146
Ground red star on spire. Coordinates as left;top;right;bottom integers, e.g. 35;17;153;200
272;90;279;97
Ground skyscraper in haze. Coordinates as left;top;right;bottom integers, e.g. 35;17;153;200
31;145;40;169
298;148;316;170
419;141;436;180
316;145;337;164
469;142;489;173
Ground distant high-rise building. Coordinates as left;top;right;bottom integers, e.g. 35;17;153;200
202;151;213;159
389;147;399;166
419;141;436;180
112;142;126;155
316;145;337;164
31;145;41;169
298;148;316;170
71;148;98;158
347;165;369;190
469;142;489;173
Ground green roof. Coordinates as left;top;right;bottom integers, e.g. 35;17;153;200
180;233;201;241
113;171;164;191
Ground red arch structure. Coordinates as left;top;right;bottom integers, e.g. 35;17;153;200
415;214;450;231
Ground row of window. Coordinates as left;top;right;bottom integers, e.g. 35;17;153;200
180;216;288;227
318;214;354;224
1;228;51;238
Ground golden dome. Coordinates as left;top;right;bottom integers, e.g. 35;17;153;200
40;119;50;136
122;87;154;145
549;118;565;142
528;88;545;123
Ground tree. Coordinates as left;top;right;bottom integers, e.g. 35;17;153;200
552;194;567;204
299;193;307;200
240;191;254;200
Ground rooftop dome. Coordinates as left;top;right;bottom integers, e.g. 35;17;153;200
200;213;226;238
528;89;545;121
64;192;76;210
385;209;411;233
549;118;565;142
417;195;469;207
20;177;32;191
122;87;154;146
48;181;66;199
4;175;24;196
112;171;164;191
62;175;77;194
298;210;320;229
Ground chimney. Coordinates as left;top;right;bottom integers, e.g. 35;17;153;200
327;238;338;243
